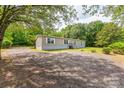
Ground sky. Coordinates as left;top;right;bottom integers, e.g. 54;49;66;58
74;5;111;23
59;5;112;30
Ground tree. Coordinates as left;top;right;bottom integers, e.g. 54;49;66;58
95;22;124;47
86;21;104;46
61;23;87;40
82;5;124;46
102;6;124;26
0;5;77;59
3;23;43;48
61;21;104;47
82;5;124;26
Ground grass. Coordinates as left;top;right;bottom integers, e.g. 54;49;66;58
32;47;103;53
81;47;103;53
32;48;82;53
2;46;103;53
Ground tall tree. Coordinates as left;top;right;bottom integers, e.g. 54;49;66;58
86;21;104;46
61;23;87;40
61;21;104;47
82;5;124;26
0;5;77;59
95;22;124;47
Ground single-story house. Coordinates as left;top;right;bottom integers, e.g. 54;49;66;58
36;35;86;50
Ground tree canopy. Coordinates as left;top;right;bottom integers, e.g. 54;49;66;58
82;5;124;26
0;5;77;59
0;5;77;30
61;23;87;40
61;21;104;46
85;21;104;46
1;5;124;59
95;22;124;47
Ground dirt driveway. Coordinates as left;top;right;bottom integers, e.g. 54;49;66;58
0;47;124;88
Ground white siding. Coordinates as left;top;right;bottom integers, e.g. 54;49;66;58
36;37;42;50
42;37;69;50
36;36;86;50
81;41;85;48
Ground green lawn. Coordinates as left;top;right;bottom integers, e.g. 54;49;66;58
32;47;103;53
81;47;103;53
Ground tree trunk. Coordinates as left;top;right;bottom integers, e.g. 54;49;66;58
0;39;2;60
0;27;6;60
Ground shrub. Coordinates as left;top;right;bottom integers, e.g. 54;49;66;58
109;42;124;49
103;47;111;54
81;49;84;51
2;30;13;48
91;49;96;53
109;42;124;55
2;39;13;48
113;49;124;55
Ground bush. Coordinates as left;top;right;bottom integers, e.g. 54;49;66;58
109;42;124;49
112;49;124;55
81;49;84;51
2;39;13;48
91;49;96;53
103;47;111;54
109;42;124;55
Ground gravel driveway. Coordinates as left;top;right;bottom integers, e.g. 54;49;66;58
0;47;124;88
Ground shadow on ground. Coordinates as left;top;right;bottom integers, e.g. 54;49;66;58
0;52;124;88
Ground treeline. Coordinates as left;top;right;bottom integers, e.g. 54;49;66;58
61;21;124;54
61;21;124;47
2;23;61;48
3;23;41;48
61;21;104;47
2;21;124;48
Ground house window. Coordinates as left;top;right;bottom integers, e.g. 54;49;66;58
64;40;68;44
47;38;55;44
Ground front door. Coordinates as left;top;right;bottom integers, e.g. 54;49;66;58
68;43;73;49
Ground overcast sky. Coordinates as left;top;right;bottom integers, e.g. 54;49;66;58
58;5;112;30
